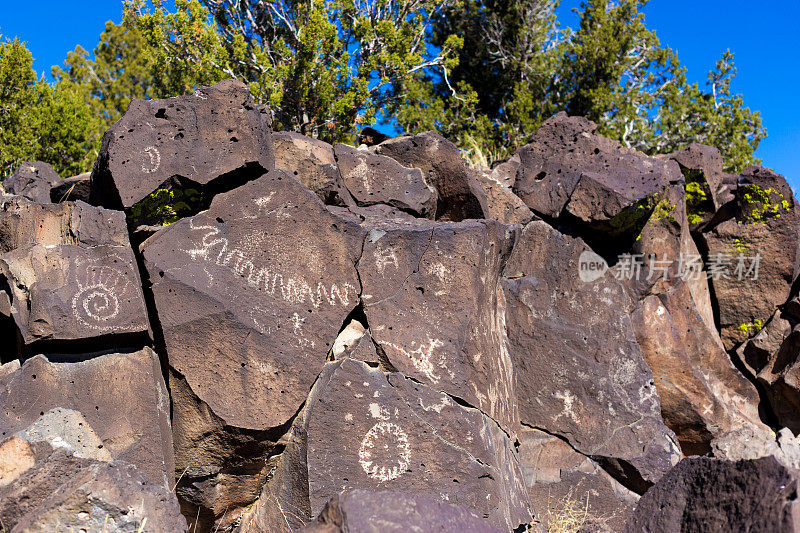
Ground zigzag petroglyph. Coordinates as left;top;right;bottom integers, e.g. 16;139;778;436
185;219;357;308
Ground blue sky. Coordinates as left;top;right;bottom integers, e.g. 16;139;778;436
2;1;798;190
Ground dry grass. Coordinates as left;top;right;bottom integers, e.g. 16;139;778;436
460;135;504;171
527;485;609;533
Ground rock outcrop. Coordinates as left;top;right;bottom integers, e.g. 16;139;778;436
2;79;799;532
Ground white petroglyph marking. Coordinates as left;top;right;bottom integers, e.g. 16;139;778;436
426;262;450;296
185;217;357;309
369;403;390;420
384;338;444;383
358;421;411;482
702;403;713;416
193;89;207;100
554;391;580;424
71;258;139;332
345;413;353;422
418;396;451;413
291;313;315;348
141;146;161;173
374;244;399;274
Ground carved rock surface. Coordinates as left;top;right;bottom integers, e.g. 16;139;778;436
373;131;486;221
300;489;504;533
0;440;187;532
2;161;61;203
359;217;520;434
334;142;436;217
142;170;364;513
0;348;174;487
0;197;149;351
502;221;681;492
90;79;274;210
245;358;533;532
624;456;800;533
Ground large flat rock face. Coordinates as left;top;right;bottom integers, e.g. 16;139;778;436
0;198;149;352
91;79;274;210
359;219;520;434
624;456;800;533
502;221;681;492
300;490;503;533
142;170;364;432
302;359;532;532
0;348;173;488
632;282;764;455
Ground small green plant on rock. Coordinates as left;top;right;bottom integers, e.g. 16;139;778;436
129;186;202;227
737;319;763;335
740;184;789;225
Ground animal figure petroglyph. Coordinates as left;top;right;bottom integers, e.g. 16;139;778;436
383;338;444;383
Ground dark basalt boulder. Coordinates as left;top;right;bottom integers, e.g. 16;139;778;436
240;358;534;532
333;142;437;217
700;166;800;349
0;438;187;532
0;198;149;354
358;216;521;434
300;489;504;533
0;348;174;488
518;427;638;533
373;131;487;221
141;169;364;515
2;161;61;204
624;456;800;533
272;131;353;207
502;221;682;493
512;113;681;223
90;79;274;213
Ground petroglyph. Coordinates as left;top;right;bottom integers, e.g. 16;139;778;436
185;219;357;309
374;244;399;274
141;146;161;173
71;258;140;332
358;421;411;482
383;338;444;383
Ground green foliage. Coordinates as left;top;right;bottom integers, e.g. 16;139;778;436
0;37;102;177
739;184;789;225
129;186;202;226
124;0;462;143
410;0;765;171
737;319;763;335
682;168;714;225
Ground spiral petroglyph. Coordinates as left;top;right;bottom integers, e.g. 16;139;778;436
71;258;141;332
358;421;411;482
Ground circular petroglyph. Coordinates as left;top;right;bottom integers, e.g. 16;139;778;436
73;284;120;327
358;421;411;482
141;146;161;173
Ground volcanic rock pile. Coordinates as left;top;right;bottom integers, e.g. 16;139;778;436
1;79;799;532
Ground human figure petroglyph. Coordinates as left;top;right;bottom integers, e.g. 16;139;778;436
383;338;444;383
185;219;357;309
358;420;411;482
141;146;161;173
